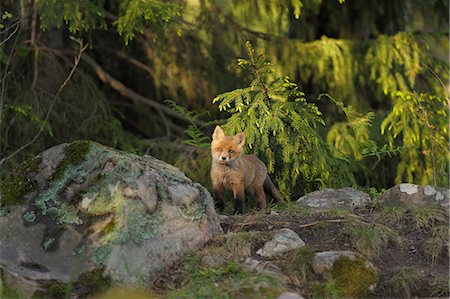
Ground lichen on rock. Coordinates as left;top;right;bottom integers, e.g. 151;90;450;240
0;141;222;296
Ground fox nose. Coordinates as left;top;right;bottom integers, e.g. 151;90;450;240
221;156;227;161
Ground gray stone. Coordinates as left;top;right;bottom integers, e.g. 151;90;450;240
256;228;305;257
277;292;305;299
297;187;371;210
243;258;285;279
312;251;357;275
0;141;222;295
378;184;449;209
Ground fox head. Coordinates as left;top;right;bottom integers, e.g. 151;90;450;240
211;125;245;164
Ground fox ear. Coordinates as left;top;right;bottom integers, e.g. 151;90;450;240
212;126;225;140
234;132;246;147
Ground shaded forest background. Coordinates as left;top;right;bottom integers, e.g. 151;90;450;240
0;0;448;199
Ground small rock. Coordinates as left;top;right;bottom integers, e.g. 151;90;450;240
256;228;305;257
218;214;229;221
277;292;305;299
123;187;136;198
312;251;357;275
270;210;279;215
243;258;284;278
297;188;370;210
201;255;227;268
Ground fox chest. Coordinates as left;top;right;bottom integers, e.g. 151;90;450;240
211;168;244;189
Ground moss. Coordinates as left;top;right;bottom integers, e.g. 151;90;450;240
32;268;109;298
330;256;378;299
101;217;116;235
32;280;68;299
76;268;111;296
0;156;41;207
52;141;92;180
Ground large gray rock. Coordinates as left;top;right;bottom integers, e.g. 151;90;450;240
377;184;449;209
297;187;370;210
256;228;305;257
0;141;222;296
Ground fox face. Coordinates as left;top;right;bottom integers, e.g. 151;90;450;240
211;126;245;165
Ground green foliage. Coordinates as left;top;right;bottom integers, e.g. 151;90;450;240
36;0;107;33
214;42;355;197
325;95;375;160
115;0;182;44
166;100;214;148
381;91;449;186
36;0;181;43
366;32;421;95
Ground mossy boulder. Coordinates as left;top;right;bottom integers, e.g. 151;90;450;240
0;141;222;297
312;251;378;298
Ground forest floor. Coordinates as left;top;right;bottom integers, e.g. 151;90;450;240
151;202;449;299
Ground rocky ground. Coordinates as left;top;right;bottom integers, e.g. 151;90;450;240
152;195;449;299
0;141;448;299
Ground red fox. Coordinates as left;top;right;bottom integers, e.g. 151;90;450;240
210;125;284;214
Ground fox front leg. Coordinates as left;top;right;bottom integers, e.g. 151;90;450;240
232;183;246;214
212;184;225;212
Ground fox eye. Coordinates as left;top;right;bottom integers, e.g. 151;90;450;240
229;149;235;154
217;148;222;152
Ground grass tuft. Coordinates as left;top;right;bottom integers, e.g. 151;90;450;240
386;267;422;298
373;206;406;224
221;231;265;258
168;262;285;299
430;276;450;297
342;221;401;257
421;224;449;263
411;207;446;230
283;246;315;284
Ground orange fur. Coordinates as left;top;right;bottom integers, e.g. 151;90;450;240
210;126;284;214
